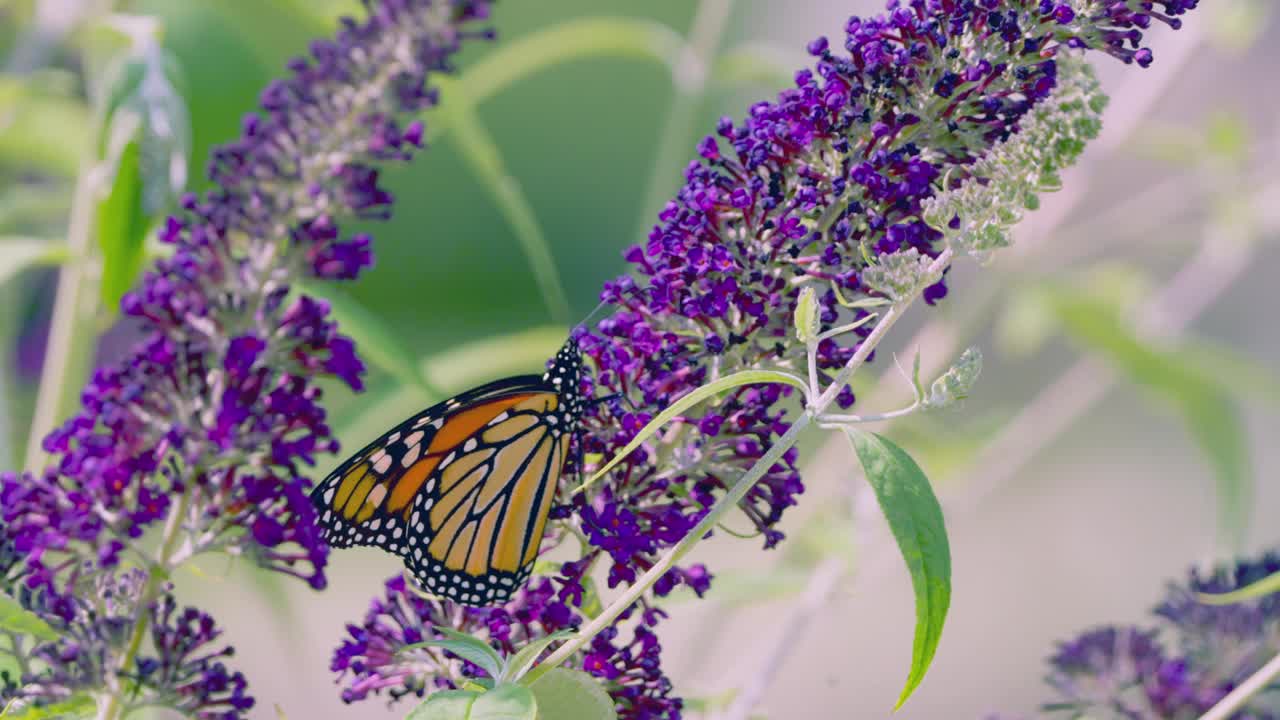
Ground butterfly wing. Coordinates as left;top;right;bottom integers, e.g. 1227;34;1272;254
310;376;573;605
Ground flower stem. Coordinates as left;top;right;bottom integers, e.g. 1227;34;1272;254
24;155;100;471
96;487;191;720
1197;649;1280;720
527;248;950;683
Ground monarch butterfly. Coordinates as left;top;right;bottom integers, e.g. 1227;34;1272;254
310;338;585;606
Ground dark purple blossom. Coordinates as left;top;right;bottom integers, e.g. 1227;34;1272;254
1006;550;1280;718
332;575;681;718
570;0;1198;615
1;0;494;599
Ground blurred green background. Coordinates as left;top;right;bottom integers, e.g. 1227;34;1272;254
1;1;1278;718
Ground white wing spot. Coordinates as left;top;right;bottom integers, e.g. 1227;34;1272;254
401;444;421;467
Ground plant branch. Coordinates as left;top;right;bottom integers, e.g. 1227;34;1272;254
526;248;951;685
96;487;192;720
1197;650;1280;720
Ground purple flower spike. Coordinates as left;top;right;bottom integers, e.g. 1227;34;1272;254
1;0;495;602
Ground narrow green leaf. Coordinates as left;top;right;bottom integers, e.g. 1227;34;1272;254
459;18;682;105
0;593;58;641
469;683;537;720
711;43;811;89
1196;569;1280;606
298;281;440;397
2;694;94;719
528;668;616;720
0;238;68;287
96;139;150;311
580;369;810;493
1178;340;1280;409
403;628;504;681
406;690;479;720
1047;291;1252;548
422;327;567;392
844;429;950;710
433;81;569;324
502;630;573;684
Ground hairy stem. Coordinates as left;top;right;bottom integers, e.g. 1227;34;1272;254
96;487;191;720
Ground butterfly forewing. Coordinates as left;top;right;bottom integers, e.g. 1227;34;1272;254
310;339;584;606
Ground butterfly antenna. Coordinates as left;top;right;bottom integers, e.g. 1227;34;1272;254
574;285;646;333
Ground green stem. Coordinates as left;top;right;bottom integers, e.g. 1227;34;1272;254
96;487;191;720
526;249;948;683
24;155;101;471
633;0;736;241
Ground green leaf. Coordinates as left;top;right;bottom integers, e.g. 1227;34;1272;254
95;139;151;311
711;43;811;89
469;683;537;720
844;429;950;710
433;80;569;324
1196;569;1280;606
403;628;504;681
1047;291;1252;549
422;327;567;392
0;592;58;642
2;694;94;719
0;77;90;178
459;18;683;106
299;281;440;396
1177;340;1280;409
502;630;573;684
406;690;479;720
0;238;68;287
528;668;616;720
580;369;810;493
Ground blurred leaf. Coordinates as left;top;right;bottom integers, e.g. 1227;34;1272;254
96;140;150;311
1208;0;1270;52
0;76;89;177
0;592;58;641
1048;291;1252;548
422;326;567;391
1177;340;1280;408
1204;112;1249;165
1196;569;1280;605
582;369;810;493
434;83;570;323
996;284;1057;358
844;429;950;711
527;668;616;720
0;238;68;287
300;282;439;396
459;17;682;106
403;627;504;681
503;630;573;683
665;565;810;607
469;683;537;720
711;43;809;89
3;695;94;719
407;690;479;720
0;186;74;233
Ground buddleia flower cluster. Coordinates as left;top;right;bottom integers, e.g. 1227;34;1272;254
0;0;492;715
333;1;1198;717
991;550;1280;718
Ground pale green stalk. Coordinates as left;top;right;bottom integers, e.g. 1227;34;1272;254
24;154;100;470
1197;650;1280;720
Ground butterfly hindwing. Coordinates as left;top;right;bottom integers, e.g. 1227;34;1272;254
310;341;583;606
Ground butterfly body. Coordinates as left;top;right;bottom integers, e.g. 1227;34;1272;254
311;339;583;605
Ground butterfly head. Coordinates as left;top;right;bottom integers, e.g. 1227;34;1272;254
544;337;584;421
